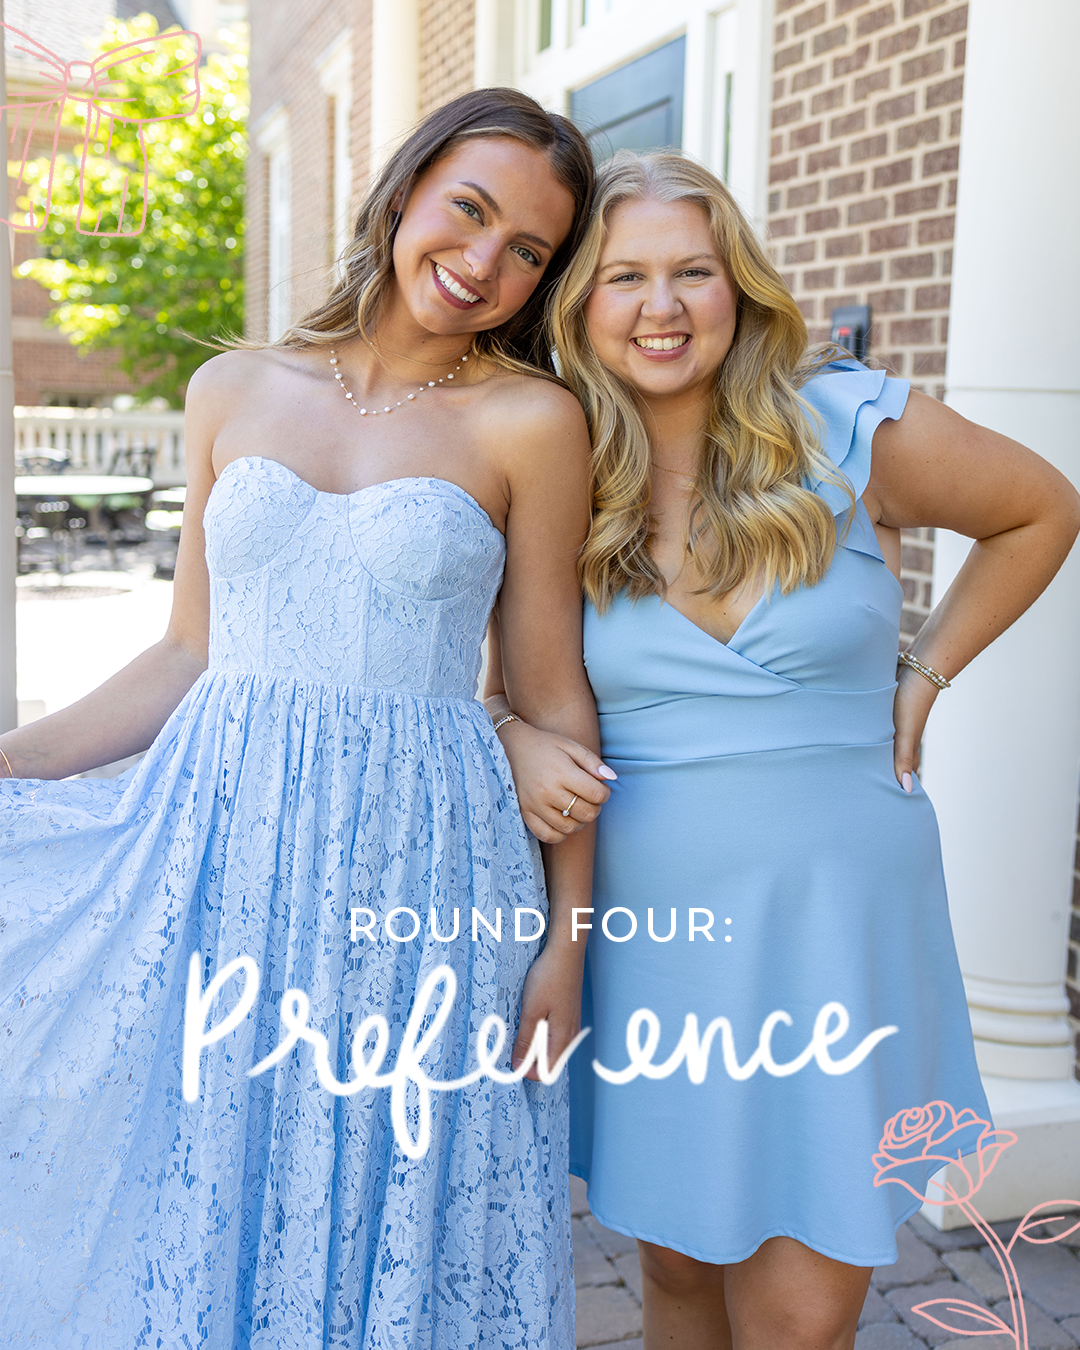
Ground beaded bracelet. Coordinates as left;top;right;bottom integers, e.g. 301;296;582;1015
492;713;521;733
898;651;951;691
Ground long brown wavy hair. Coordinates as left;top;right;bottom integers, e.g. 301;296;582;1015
267;87;594;376
550;151;851;611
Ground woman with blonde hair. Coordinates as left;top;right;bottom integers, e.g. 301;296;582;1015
486;150;1080;1348
1;88;598;1349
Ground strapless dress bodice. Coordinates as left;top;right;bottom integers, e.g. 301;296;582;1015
202;457;505;698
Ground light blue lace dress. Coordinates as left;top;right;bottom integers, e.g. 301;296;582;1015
0;457;573;1350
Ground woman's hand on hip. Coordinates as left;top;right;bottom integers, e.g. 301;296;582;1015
892;663;939;790
497;718;615;842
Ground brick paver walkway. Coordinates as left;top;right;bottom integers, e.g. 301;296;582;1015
572;1176;644;1350
571;1175;1080;1349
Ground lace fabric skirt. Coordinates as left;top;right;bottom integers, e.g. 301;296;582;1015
1;671;573;1350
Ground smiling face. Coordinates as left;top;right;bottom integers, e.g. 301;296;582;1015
387;136;577;342
583;196;739;407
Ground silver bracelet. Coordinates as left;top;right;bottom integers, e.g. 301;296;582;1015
898;650;951;691
492;713;521;733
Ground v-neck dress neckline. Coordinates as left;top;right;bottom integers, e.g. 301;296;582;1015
571;358;990;1269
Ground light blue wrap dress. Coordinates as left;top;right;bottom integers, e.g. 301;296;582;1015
569;359;989;1267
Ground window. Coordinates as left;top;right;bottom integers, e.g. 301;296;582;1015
710;7;738;181
539;0;552;50
255;107;291;342
581;0;614;23
316;33;354;275
571;37;686;158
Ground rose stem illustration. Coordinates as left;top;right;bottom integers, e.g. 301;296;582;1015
873;1101;1080;1349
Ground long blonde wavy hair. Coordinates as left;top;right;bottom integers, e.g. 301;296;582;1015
550;151;851;611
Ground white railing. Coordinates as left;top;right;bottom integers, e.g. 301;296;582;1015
13;407;186;486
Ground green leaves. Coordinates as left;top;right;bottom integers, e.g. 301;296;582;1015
14;15;248;406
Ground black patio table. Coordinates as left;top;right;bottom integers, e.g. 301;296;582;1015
15;474;155;573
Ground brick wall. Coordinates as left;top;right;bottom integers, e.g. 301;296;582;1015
14;341;132;407
767;0;966;642
246;0;371;340
418;0;475;118
245;1;473;342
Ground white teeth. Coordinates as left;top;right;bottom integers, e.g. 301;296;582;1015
633;335;690;351
435;263;481;303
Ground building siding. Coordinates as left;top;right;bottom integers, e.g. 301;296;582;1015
418;0;475;118
246;1;372;340
768;0;967;642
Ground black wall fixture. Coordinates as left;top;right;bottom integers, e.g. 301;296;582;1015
830;305;871;363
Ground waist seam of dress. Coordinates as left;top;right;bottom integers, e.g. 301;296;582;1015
602;734;898;764
202;667;486;707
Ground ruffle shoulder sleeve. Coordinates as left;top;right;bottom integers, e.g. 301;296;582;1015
799;356;910;516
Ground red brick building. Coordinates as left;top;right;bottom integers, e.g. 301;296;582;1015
243;0;1080;1212
767;0;968;643
245;1;476;344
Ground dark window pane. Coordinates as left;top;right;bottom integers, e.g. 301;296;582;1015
571;37;686;157
587;103;674;159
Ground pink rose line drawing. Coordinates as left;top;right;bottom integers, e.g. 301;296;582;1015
1;21;201;237
873;1100;1080;1350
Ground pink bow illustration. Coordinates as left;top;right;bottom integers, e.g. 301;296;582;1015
2;22;201;237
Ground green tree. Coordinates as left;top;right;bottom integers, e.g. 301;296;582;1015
15;16;248;406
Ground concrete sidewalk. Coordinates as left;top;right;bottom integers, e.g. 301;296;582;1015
571;1176;1080;1349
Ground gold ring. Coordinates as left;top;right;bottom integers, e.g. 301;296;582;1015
561;794;578;818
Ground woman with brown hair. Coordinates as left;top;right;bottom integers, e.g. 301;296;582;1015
0;89;597;1349
486;150;1080;1349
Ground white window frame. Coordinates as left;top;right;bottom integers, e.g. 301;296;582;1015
255;105;291;341
495;0;774;231
316;31;354;277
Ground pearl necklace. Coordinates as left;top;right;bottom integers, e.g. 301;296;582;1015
330;347;469;416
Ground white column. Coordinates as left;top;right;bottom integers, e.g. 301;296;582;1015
726;0;773;234
370;0;420;177
0;0;16;735
474;0;515;88
921;0;1080;1223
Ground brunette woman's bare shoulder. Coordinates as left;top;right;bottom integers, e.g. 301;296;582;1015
185;350;258;419
474;367;587;441
469;370;590;501
185;348;323;442
186;348;314;405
